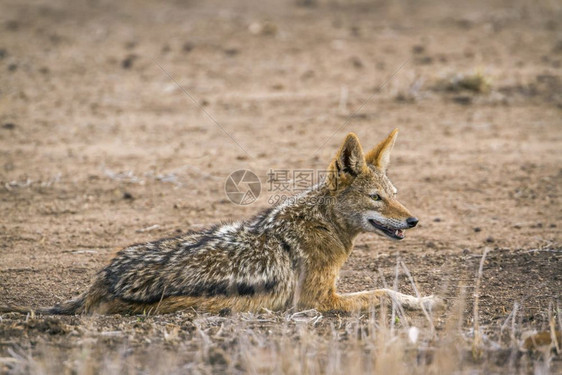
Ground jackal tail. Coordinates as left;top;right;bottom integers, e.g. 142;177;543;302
0;295;86;315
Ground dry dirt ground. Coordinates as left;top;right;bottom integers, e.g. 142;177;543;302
0;0;561;373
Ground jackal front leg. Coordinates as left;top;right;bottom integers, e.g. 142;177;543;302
324;289;443;312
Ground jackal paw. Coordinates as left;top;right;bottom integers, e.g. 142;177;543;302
420;295;444;311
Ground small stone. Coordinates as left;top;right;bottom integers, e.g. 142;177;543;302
296;0;317;7
485;237;494;243
2;123;16;129
351;56;363;69
412;44;425;54
433;217;442;222
182;42;194;53
248;21;277;36
121;54;137;69
473;227;481;232
414;56;433;65
123;192;134;200
224;48;239;56
452;95;472;105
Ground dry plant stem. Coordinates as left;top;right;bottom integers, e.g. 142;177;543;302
558;302;562;345
391;259;399;334
510;302;519;346
428;284;466;375
472;247;490;359
549;302;560;354
448;283;467;333
152;286;167;316
400;261;435;335
500;301;519;346
378;268;407;328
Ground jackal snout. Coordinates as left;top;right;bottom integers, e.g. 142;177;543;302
406;217;419;228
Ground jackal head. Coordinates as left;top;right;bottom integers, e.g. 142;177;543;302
326;129;418;240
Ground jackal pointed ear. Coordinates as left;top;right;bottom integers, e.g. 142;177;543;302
327;133;367;189
365;128;398;173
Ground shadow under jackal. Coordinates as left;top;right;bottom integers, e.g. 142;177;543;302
4;130;442;315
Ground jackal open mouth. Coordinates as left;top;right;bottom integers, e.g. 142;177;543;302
368;219;405;240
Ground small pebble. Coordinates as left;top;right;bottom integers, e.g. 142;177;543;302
412;45;425;54
224;48;239;56
351;56;363;69
121;54;137;69
452;95;472;105
182;42;194;53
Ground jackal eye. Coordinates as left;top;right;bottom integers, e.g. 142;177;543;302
369;194;382;201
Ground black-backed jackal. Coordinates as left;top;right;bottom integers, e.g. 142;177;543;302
3;130;442;315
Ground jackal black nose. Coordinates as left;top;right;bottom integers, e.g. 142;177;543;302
406;217;419;228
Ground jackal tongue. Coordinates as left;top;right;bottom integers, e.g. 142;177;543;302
395;229;405;239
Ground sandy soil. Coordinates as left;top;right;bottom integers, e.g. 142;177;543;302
0;0;561;372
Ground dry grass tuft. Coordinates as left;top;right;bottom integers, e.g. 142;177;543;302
1;293;561;374
434;70;492;94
